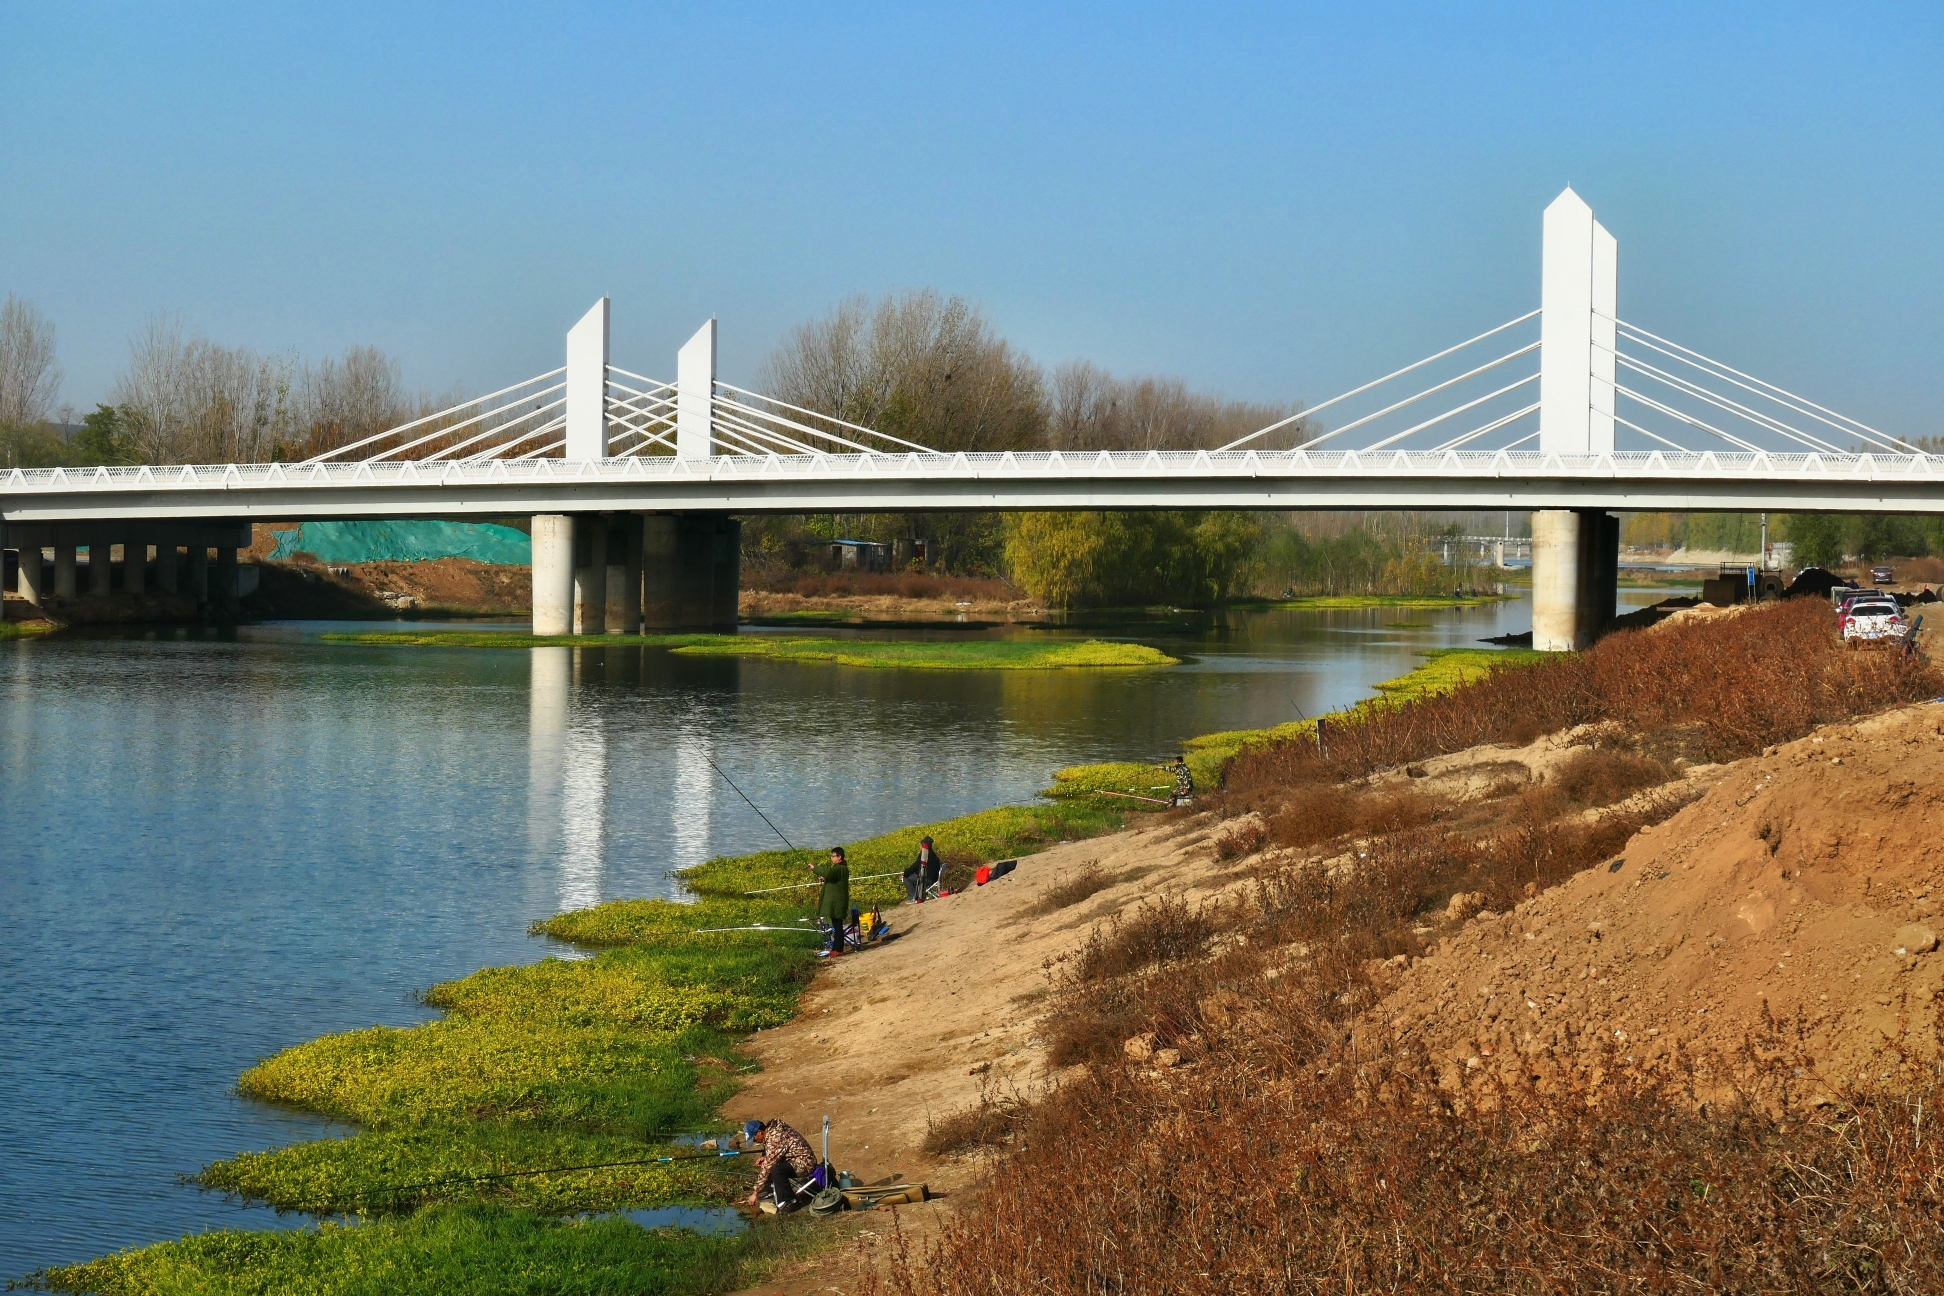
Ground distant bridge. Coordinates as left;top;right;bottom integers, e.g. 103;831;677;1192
3;188;1931;646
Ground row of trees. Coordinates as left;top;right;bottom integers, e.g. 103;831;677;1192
1622;510;1944;568
0;294;428;468
752;290;1305;575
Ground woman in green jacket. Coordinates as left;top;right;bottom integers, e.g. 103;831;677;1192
813;847;851;957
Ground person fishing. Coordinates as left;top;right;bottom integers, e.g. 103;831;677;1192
742;1118;821;1213
813;847;851;957
1164;754;1194;806
902;835;944;903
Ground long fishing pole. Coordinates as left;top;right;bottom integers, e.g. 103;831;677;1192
360;1147;760;1205
740;870;907;895
706;756;796;851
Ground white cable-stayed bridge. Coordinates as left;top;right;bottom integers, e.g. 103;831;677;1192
2;188;1933;646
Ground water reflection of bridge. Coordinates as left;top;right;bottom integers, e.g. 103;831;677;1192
525;646;715;913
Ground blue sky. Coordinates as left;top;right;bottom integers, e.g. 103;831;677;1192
4;2;1940;431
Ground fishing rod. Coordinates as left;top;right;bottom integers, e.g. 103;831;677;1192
706;757;796;851
741;870;907;895
1092;789;1171;806
357;1147;760;1205
693;924;829;935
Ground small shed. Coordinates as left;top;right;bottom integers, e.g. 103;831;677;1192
826;539;891;572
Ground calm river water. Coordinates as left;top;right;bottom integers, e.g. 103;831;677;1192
0;591;1672;1277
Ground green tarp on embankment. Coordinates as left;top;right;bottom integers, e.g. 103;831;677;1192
268;521;531;565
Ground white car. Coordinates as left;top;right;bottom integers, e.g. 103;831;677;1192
1842;598;1908;643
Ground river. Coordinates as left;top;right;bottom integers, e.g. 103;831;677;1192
0;590;1674;1277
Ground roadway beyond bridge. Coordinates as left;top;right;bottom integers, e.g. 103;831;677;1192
4;189;1934;648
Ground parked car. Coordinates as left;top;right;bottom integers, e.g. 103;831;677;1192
1872;565;1896;585
1842;597;1909;643
1835;588;1881;612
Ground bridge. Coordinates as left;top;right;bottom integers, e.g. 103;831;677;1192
4;188;1935;649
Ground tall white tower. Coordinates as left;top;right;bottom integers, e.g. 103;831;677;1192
1538;188;1617;456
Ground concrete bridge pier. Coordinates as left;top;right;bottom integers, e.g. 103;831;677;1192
156;543;178;595
54;545;76;598
532;514;575;636
186;545;209;604
572;516;607;635
16;542;44;607
642;513;739;631
88;538;112;595
1532;509;1618;651
214;547;238;614
605;514;643;635
124;534;146;597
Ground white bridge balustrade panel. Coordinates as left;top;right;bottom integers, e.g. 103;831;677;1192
9;450;1944;524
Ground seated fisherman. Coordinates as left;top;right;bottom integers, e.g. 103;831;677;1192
742;1118;821;1213
904;835;945;902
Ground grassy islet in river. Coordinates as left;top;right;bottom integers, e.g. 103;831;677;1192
320;629;1175;670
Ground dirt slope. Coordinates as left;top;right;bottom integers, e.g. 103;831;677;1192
1372;702;1944;1107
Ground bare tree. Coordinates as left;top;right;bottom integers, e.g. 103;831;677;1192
112;315;297;463
764;289;1046;452
295;345;412;458
0;294;63;426
1048;360;1306;452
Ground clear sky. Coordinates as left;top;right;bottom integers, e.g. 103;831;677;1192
3;2;1939;431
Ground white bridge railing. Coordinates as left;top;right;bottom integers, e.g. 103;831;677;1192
10;448;1944;495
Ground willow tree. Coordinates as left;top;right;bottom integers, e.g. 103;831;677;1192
1004;511;1264;609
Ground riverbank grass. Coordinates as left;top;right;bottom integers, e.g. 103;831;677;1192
320;630;1174;670
23;1204;800;1296
0;619;56;639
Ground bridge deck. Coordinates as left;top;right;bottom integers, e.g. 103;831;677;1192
7;449;1944;522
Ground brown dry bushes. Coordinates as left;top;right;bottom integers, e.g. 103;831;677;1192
875;1058;1943;1295
1019;862;1116;917
1225;598;1940;799
1550;745;1673;807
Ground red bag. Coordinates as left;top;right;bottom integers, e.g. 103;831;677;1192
974;865;992;886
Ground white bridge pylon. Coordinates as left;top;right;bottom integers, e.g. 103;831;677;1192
1221;185;1914;463
300;309;941;469
295;186;1909;473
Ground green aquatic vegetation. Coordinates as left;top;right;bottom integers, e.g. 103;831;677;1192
1040;761;1177;802
238;1017;731;1134
426;944;810;1034
200;1126;734;1216
672;636;1173;670
0;620;56;639
1047;647;1542;795
321;630;1176;670
528;896;801;948
1370;647;1543;703
23;1204;783;1296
